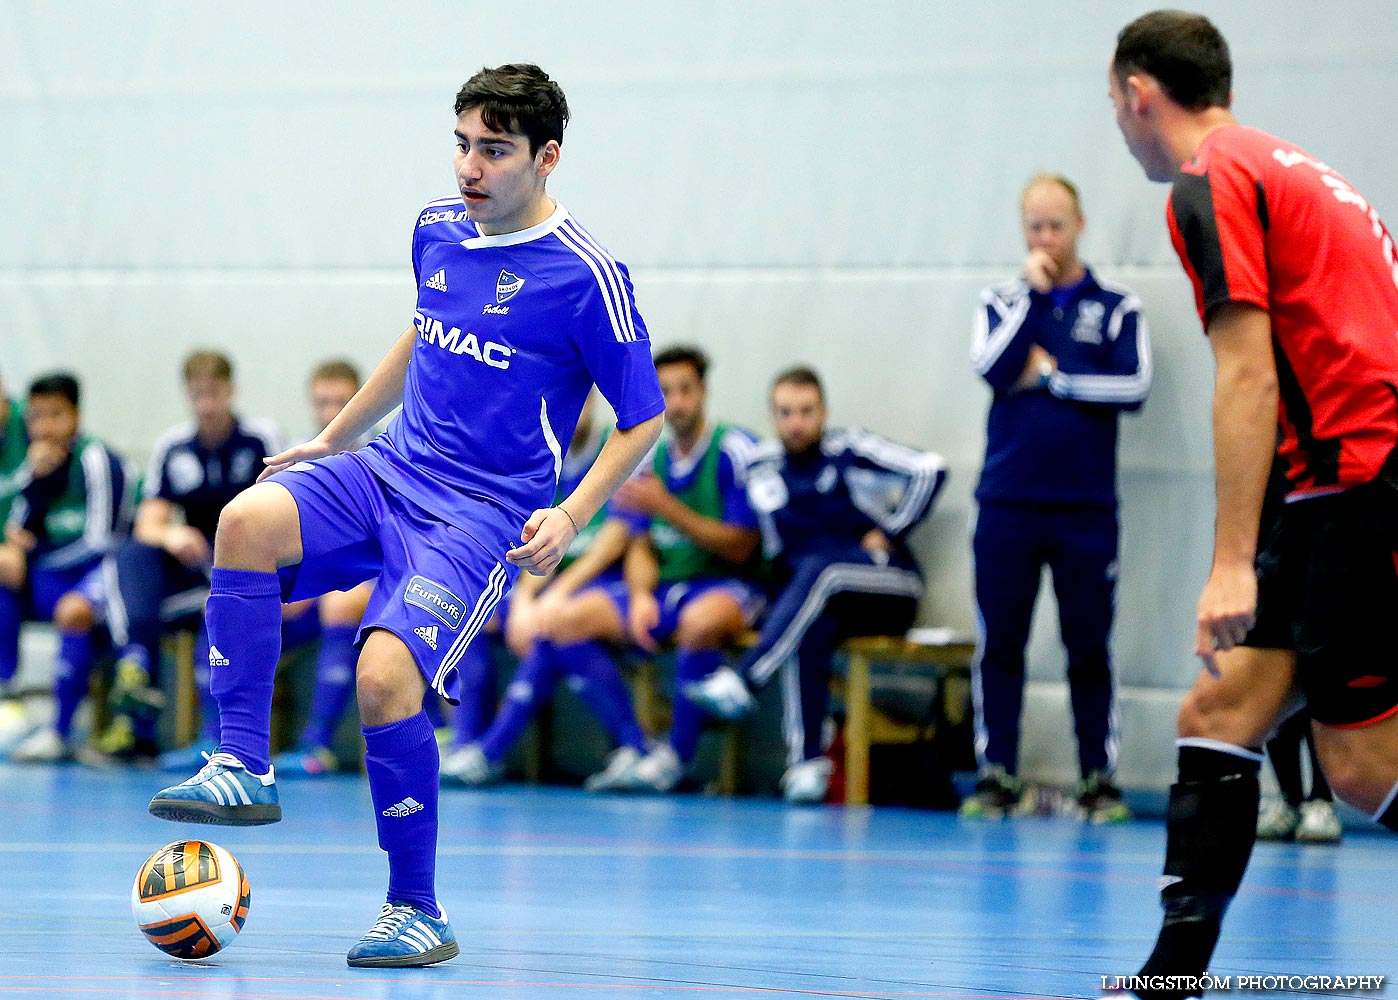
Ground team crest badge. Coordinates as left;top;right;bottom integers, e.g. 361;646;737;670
496;269;525;303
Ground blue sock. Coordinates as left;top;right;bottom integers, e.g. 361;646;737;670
193;626;219;743
301;623;358;748
451;637;495;746
563;640;647;752
207;568;283;774
670;647;721;761
0;586;21;687
363;710;440;918
479;642;563;763
53;631;94;739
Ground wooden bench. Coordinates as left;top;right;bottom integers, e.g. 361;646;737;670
833;630;975;805
633;628;975;804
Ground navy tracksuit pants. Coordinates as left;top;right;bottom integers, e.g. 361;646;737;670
971;502;1119;778
739;547;922;767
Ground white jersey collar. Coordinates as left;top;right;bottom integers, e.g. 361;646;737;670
461;201;569;250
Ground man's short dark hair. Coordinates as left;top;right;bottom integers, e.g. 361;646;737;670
454;64;570;155
1113;10;1232;111
653;345;710;381
29;371;80;408
183;350;233;384
771;365;824;400
311;358;361;387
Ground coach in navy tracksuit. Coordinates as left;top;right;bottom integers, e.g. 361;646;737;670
965;174;1150;821
684;366;946;803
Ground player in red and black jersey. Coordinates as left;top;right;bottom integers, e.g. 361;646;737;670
1110;10;1398;997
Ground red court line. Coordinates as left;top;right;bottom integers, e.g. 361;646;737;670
0;980;1068;1000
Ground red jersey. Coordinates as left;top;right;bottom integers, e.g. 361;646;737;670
1167;124;1398;498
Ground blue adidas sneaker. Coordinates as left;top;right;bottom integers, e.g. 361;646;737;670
148;751;282;826
346;902;459;968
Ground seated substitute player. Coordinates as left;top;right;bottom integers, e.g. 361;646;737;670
687;366;946;803
148;64;665;969
272;359;380;778
531;344;762;794
441;390;647;789
0;368;30;748
963;173;1150;823
1110;12;1398;996
0;368;30;721
104;350;282;763
0;373;127;761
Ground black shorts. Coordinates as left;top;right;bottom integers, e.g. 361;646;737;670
1240;513;1292;651
1255;480;1398;728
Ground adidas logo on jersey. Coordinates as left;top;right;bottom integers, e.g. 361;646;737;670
424;269;448;291
382;797;425;817
414;625;439;650
208;646;230;667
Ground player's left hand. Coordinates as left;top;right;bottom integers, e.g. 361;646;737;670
259;437;335;482
507;507;578;576
1195;561;1258;678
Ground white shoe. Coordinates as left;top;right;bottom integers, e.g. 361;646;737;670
627;744;682;793
1256;798;1299;840
9;726;67;763
681;666;755;720
0;700;33;753
583;746;643;793
1295;798;1342;844
439;744;503;787
781;756;833;804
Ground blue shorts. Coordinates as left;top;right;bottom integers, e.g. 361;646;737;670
601;577;764;645
29;562;106;621
270;451;518;703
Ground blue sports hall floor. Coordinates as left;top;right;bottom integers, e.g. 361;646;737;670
0;764;1392;999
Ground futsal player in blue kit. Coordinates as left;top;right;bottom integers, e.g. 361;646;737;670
148;64;666;968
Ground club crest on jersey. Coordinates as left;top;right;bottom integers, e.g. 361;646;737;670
1072;300;1105;344
404;575;465;630
496;269;525;303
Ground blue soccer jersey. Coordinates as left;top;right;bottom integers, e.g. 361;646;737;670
357;199;665;559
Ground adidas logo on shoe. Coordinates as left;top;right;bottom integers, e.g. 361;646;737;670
382;797;425;817
424;268;448;291
414;625;438;650
208;645;230;667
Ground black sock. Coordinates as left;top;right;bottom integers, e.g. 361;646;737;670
1137;743;1262;994
1265;714;1306;806
1303;726;1334;802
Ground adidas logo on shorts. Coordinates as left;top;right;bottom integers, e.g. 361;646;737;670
414;625;439;650
208;645;230;667
382;797;425;817
424;268;448;291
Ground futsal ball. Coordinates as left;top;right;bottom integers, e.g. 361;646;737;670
131;840;250;959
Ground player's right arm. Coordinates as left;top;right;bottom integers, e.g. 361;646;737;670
260;324;416;479
1196;301;1277;675
133;498;210;569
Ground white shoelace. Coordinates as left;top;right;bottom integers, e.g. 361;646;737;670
180;751;244;786
363;904;419;941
